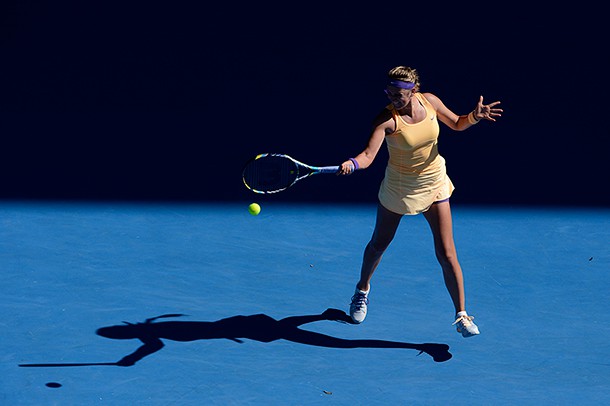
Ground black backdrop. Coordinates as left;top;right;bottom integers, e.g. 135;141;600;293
2;2;608;207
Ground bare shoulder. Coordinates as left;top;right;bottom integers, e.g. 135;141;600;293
371;107;394;130
421;92;443;107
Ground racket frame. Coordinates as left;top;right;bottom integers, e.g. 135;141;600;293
242;153;339;194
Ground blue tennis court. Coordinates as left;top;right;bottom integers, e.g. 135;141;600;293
2;201;608;405
3;0;609;404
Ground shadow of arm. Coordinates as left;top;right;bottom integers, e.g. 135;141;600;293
116;337;165;366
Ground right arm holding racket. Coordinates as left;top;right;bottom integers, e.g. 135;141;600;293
242;112;390;194
337;111;391;176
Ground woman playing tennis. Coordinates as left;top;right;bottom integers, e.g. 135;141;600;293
338;66;502;337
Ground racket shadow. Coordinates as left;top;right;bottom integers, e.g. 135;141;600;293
18;310;452;368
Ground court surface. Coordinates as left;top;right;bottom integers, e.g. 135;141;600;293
2;202;609;405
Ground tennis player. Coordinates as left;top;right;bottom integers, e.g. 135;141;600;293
338;66;502;337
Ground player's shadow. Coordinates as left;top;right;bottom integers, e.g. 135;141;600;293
93;309;451;365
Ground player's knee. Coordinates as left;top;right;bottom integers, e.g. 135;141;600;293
435;248;457;267
367;240;388;256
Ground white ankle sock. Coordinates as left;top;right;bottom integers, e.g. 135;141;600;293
456;311;468;318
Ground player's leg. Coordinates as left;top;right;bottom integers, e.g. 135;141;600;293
422;200;464;313
357;203;403;291
350;203;403;323
423;200;479;337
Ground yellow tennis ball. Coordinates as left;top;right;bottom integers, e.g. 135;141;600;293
248;203;261;216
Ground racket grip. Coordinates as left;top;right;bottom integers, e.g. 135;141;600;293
318;166;341;174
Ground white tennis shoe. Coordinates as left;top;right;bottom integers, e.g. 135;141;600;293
453;314;480;337
349;289;369;324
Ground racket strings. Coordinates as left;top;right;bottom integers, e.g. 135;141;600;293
243;155;299;193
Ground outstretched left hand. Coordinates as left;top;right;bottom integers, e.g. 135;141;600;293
473;95;503;122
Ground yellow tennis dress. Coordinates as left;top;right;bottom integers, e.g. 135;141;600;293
378;93;454;215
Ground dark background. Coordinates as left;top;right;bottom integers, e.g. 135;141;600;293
1;1;608;207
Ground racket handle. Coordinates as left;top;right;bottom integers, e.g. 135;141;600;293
317;166;340;174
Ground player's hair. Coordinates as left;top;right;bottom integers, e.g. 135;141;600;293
388;66;420;92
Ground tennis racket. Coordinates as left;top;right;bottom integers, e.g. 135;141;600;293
242;153;340;194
